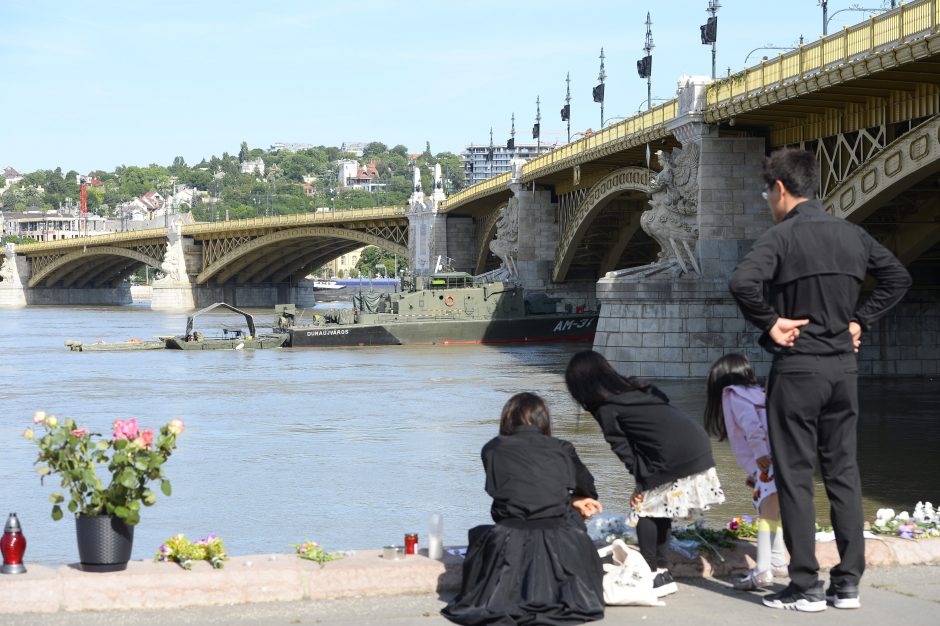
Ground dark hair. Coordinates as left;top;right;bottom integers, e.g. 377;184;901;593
500;392;551;436
564;350;650;412
704;353;758;440
762;148;819;200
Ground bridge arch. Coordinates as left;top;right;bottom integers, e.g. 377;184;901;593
825;113;940;265
28;246;164;288
553;166;651;282
198;226;408;284
473;203;508;275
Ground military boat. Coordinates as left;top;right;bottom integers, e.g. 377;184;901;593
276;272;598;348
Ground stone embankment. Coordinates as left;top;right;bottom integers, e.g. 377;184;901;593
1;538;938;616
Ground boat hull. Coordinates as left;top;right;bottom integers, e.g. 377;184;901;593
288;313;597;348
165;334;289;350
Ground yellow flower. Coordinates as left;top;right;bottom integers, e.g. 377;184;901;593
23;428;35;440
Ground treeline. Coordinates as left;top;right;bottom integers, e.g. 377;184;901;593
1;141;466;221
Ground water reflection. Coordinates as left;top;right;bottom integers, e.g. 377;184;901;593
0;306;935;566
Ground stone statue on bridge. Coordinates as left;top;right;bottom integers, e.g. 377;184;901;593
489;196;520;281
0;244;18;285
154;217;186;283
631;143;702;277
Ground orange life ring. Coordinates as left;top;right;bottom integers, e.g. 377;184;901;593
444;295;456;307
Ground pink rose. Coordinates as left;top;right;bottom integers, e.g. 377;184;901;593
140;428;154;448
32;411;47;424
71;428;89;438
23;428;35;440
112;418;139;440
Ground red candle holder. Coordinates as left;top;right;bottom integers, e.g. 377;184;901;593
1;512;27;574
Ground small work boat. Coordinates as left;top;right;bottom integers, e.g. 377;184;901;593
65;338;167;352
164;302;289;351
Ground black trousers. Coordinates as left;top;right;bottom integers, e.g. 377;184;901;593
766;353;865;591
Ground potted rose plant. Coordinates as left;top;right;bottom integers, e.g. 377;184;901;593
24;411;185;571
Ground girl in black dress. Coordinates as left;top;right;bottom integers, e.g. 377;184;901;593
441;392;605;626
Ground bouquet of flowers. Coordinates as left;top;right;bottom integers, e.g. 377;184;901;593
586;514;637;545
871;502;939;539
292;539;342;566
725;515;759;539
156;534;228;569
25;411;185;525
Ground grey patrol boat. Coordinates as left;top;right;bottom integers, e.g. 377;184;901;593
276;272;598;348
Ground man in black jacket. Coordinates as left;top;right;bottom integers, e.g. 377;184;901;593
729;148;911;612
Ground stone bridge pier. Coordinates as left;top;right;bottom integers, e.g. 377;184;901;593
594;76;780;378
409;162;597;311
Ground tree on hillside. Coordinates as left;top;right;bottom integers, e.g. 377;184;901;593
362;142;388;159
239;142;250;162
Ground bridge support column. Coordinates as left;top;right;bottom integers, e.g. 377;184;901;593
595;75;774;378
509;182;559;290
151;221;198;310
0;244;28;308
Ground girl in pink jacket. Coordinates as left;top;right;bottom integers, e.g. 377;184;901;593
705;354;788;590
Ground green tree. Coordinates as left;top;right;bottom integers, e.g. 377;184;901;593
362;142;388;159
239;142;249;162
355;245;408;277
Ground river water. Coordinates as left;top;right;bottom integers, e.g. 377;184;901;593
1;305;936;566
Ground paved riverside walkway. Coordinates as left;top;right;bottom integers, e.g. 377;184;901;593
2;537;939;624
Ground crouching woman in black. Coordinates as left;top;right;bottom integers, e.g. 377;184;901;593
441;392;605;626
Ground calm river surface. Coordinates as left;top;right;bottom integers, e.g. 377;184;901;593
1;305;937;566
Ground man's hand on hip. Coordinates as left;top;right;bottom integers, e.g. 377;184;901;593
849;321;862;352
769;317;810;347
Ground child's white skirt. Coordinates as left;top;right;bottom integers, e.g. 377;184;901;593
633;467;725;520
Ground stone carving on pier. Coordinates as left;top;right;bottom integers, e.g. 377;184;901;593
154;218;187;283
610;143;702;279
489;190;520;281
0;244;18;285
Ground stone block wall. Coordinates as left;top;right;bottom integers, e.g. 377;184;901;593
697;137;770;280
444;216;475;274
594;277;770;379
860;290;940;376
513;185;559;290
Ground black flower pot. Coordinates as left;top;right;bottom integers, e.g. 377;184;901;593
75;515;134;572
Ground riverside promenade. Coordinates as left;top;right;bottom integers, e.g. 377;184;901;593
2;537;939;624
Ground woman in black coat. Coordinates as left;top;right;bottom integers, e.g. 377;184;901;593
441;392;605;626
565;350;724;598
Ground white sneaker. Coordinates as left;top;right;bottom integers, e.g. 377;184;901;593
733;569;774;591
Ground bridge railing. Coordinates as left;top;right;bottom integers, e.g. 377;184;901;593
183;206;408;234
441;172;512;209
707;0;940;107
442;99;678;211
520;100;678;180
14;228;170;253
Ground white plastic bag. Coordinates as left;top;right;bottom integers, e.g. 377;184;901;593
597;539;664;607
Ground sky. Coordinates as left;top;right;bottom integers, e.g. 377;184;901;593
2;0;899;175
